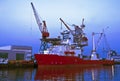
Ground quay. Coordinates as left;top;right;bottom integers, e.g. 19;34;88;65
0;60;37;68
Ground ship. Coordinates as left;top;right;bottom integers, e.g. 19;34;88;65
31;2;114;67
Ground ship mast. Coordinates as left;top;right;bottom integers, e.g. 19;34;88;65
91;32;99;60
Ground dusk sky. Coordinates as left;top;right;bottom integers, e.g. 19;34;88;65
0;0;120;57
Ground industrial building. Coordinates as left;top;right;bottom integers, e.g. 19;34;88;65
0;45;32;64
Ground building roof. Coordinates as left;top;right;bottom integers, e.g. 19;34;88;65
0;46;12;50
0;45;32;51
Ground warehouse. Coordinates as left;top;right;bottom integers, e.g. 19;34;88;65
0;45;32;64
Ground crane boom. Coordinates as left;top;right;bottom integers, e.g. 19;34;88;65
31;2;42;32
31;2;49;38
60;18;74;35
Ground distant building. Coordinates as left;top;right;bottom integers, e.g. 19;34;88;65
0;45;32;62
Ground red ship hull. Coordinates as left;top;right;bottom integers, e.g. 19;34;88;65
34;54;114;67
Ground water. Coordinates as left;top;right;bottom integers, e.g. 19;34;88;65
0;65;120;81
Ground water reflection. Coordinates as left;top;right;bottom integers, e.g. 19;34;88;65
35;66;114;81
0;65;120;81
0;68;34;81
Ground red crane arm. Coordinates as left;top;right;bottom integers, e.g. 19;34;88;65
31;2;49;37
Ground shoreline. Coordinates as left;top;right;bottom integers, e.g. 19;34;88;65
0;60;38;68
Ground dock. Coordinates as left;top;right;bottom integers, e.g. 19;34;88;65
0;60;37;68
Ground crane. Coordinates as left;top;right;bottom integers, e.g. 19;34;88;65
60;18;88;47
31;2;49;38
60;18;88;57
31;2;49;52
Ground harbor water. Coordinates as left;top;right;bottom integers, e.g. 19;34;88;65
0;65;120;81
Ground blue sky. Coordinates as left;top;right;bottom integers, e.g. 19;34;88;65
0;0;120;56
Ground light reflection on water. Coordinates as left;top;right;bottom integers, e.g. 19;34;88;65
0;65;120;81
